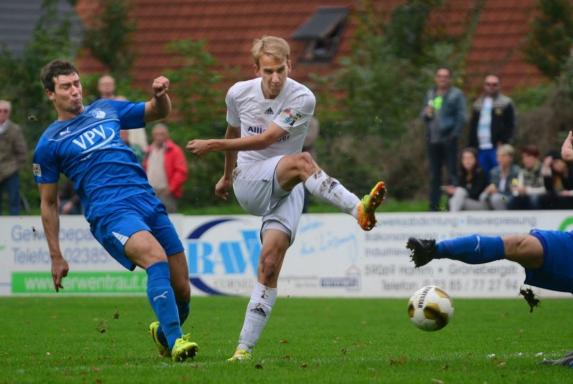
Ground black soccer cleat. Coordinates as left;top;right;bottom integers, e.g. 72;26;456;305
406;238;437;267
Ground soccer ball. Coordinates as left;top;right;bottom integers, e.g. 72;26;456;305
407;285;454;331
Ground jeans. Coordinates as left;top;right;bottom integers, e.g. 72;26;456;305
0;172;20;215
428;138;459;211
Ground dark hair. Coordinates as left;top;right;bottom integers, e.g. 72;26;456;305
40;60;79;92
460;147;479;182
521;144;540;158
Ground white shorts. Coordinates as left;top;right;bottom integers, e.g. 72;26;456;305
233;156;304;242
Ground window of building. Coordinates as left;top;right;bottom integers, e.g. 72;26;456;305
291;7;348;63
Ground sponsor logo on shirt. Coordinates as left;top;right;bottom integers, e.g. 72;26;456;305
247;126;265;134
279;108;302;126
59;127;71;136
72;124;115;154
91;109;106;119
264;107;273;115
32;163;42;177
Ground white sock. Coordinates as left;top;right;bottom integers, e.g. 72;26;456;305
304;170;360;217
237;282;278;352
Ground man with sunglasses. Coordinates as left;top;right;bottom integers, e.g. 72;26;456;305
0;100;27;215
468;74;516;176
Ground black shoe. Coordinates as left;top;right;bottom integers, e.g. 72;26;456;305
406;238;436;267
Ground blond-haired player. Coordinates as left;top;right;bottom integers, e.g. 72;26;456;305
187;36;385;361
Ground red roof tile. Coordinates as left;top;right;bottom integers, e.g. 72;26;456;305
77;0;546;102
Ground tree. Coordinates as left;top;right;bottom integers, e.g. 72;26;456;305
524;0;573;79
163;39;229;207
82;0;135;80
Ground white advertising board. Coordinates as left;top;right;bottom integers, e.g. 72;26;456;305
1;212;572;298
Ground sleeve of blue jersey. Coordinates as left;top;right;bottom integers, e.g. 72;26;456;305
107;99;146;129
32;139;60;184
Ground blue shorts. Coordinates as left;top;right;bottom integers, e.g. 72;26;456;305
89;193;184;271
525;229;573;294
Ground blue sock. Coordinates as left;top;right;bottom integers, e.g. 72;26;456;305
157;299;190;348
436;235;505;264
146;261;181;350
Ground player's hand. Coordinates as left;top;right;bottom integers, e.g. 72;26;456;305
152;76;170;98
215;176;232;200
51;257;69;292
561;131;573;161
186;139;212;157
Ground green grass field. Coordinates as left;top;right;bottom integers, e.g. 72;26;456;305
1;297;571;383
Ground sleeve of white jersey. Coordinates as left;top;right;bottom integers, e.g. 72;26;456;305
225;87;241;128
273;91;316;133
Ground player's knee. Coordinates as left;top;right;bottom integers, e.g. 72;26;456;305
293;152;316;173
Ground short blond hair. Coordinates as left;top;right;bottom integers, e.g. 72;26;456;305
497;144;514;157
251;36;290;67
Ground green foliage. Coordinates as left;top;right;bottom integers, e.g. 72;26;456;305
510;83;555;112
165;39;224;131
163;39;228;208
82;0;135;80
2;297;573;383
523;0;573;79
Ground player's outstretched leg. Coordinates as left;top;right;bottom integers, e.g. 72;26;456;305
407;235;505;267
357;181;386;231
303;169;385;230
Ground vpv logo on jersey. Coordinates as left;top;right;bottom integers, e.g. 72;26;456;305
186;218;261;296
72;124;115;155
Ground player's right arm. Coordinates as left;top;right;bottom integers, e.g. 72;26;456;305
39;183;69;292
215;125;240;200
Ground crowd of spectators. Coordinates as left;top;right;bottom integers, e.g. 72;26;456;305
422;69;571;212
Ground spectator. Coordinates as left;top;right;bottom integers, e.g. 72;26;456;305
144;123;188;213
508;145;545;210
479;144;520;210
120;129;145;163
302;117;320;213
0;100;27;215
539;150;573;209
468;74;516;176
421;67;467;211
98;74;148;151
97;74;117;99
443;147;488;211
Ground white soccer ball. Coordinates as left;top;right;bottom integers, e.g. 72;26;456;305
407;285;454;331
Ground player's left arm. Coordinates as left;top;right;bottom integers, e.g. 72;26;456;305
144;76;172;122
561;131;573;161
38;183;69;292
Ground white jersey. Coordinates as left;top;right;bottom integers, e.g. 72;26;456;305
226;77;316;165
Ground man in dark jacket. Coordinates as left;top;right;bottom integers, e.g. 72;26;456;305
468;74;515;176
422;67;467;211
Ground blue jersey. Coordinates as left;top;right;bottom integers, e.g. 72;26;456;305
33;99;153;221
